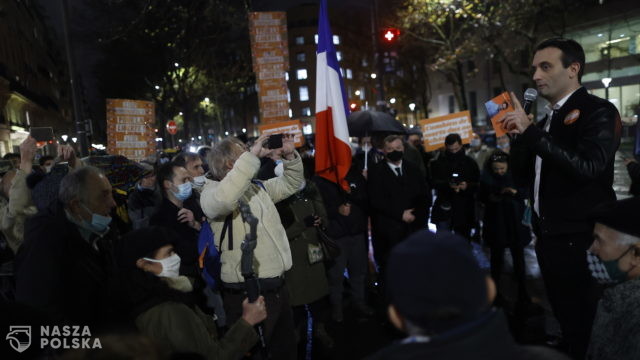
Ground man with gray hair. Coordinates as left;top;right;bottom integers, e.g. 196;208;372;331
586;197;640;359
200;133;303;360
15;166;121;329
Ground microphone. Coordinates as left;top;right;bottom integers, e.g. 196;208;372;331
523;88;538;115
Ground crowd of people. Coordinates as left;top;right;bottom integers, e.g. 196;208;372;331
1;37;639;360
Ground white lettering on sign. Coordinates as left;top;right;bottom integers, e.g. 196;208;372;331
422;115;472;148
115;124;146;133
114;108;147;115
116;141;148;148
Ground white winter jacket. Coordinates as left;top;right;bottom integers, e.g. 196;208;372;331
200;151;304;284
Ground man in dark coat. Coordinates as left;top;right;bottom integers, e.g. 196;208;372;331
150;162;204;279
15;166;122;330
624;157;640;197
366;230;569;360
127;162;162;230
316;164;372;321
502;38;622;359
586;197;640;360
368;135;430;271
431;133;480;240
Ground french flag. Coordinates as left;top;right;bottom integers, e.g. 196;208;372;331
314;0;351;191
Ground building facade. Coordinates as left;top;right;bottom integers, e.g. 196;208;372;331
0;0;72;155
286;4;375;134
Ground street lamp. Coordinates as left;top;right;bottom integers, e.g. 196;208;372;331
242;128;247;133
174;62;179;67
224;131;229;136
390;98;396;104
355;90;361;96
370;73;377;79
154;85;160;90
71;137;77;143
602;77;612;100
408;103;416;111
61;134;68;142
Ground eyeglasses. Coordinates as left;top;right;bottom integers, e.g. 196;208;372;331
490;154;508;162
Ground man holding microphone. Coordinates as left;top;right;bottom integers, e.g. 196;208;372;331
501;38;621;359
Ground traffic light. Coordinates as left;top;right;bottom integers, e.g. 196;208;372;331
382;28;400;43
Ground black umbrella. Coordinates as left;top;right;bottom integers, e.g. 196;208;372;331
347;110;406;137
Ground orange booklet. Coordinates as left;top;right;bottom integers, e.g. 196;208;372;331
484;92;513;137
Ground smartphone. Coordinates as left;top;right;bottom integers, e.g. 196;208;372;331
267;133;283;149
30;127;55;147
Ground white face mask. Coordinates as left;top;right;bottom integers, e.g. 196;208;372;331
192;175;206;187
144;253;181;278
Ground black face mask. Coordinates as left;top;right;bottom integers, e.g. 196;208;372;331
445;150;464;161
387;150;404;162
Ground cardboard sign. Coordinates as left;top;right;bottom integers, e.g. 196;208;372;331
258;120;305;147
484;92;513;137
106;99;156;162
418;111;473;152
249;12;290;124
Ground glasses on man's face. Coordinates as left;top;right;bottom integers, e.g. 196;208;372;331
491;155;508;162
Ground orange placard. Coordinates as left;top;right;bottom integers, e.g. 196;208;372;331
258;120;305;148
484;92;513;137
106;99;156;162
249;12;290;124
418;111;473;152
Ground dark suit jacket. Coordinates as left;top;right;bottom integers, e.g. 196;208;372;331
368;160;430;257
511;87;621;235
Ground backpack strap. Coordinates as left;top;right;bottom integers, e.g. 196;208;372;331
219;213;233;251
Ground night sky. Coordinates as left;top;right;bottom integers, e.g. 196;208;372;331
33;0;383;131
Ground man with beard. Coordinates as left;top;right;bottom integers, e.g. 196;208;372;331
431;133;480;240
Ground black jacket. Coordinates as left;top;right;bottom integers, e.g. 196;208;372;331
511;87;621;235
431;151;480;225
14;202;123;329
368;160;430;257
150;196;204;278
366;310;569;360
478;170;531;248
314;168;368;238
127;185;162;230
628;161;640;197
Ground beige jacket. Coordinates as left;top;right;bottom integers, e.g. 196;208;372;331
200;151;304;284
0;169;37;253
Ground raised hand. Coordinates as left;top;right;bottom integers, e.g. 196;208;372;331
500;92;534;134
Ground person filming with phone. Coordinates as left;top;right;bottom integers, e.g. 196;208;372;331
200;133;303;360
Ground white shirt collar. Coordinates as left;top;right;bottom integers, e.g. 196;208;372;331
387;160;402;171
545;87;581;114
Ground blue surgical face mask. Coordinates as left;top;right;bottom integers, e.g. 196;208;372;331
81;204;112;233
172;182;192;201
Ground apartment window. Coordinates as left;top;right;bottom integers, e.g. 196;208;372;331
302;107;311;116
299;86;309;101
289;109;293;118
296;52;306;62
448;95;455;114
285;72;289;81
346;69;353;79
295;36;304;45
333;35;340;45
314;34;318;44
296;69;308;80
336;51;342;61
